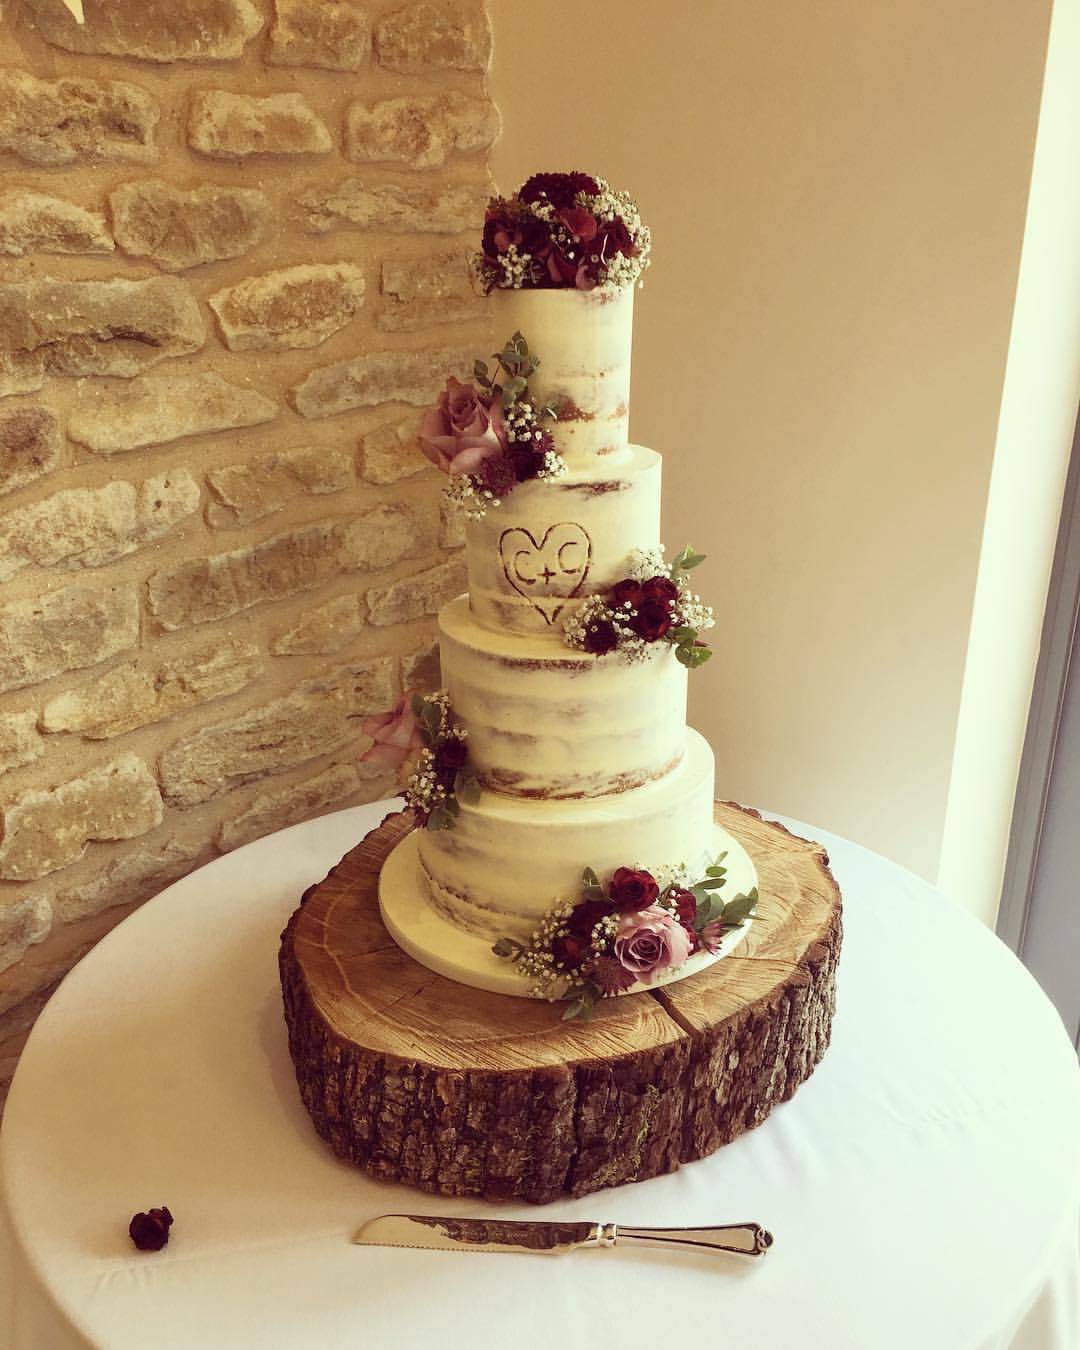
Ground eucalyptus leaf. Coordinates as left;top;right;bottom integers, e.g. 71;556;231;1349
706;865;728;878
722;889;759;925
696;876;727;890
425;805;453;831
582;866;601;889
455;772;482;805
492;938;520;958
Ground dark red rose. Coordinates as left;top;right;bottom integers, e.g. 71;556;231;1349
611;578;643;610
567;897;615;937
129;1207;173;1252
552;931;591;970
631;598;673;642
434;738;468;774
475;452;519;499
582;619;619;655
640;575;679;605
583;955;636;995
556;206;599;243
519;172;600;207
609;867;660;912
506;444;543;482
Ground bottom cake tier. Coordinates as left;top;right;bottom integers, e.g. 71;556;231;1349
379;730;759;999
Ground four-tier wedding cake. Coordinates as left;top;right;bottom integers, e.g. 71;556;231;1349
373;172;760;1013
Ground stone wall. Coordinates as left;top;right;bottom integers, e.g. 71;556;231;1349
0;0;495;1101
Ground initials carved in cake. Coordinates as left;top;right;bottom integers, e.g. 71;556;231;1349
498;523;592;625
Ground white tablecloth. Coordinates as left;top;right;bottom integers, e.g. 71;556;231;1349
1;801;1077;1350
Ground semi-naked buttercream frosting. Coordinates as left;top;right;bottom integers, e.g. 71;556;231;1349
379;282;756;1000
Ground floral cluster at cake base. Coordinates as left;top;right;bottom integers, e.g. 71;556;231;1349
420;332;566;519
474;171;651;293
563;545;716;668
494;858;758;1019
362;691;477;831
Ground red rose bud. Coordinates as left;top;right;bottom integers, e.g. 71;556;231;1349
609;867;660;912
670;887;697;928
129;1206;173;1252
567;897;615;937
631;599;673;641
640;575;680;605
582;620;619;656
434;738;468;773
552;931;591;970
611;578;643;610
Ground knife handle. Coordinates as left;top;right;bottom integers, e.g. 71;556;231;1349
601;1222;773;1257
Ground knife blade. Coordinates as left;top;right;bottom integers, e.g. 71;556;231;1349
354;1214;773;1257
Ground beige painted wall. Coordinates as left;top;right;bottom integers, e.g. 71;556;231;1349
491;0;1052;885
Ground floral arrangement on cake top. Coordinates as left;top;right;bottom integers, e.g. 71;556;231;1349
494;859;758;1019
474;171;651;293
421;331;566;519
563;545;715;668
361;691;478;831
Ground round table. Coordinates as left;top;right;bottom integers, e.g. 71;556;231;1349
1;801;1077;1350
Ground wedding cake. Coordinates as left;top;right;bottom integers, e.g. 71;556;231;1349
373;172;760;1014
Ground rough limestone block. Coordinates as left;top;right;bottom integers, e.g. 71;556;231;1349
379;252;483;333
374;1;491;73
0;754;163;881
24;0;262;62
293;345;474;420
0;189;113;257
0;897;52;976
41;636;262;739
68;371;278;455
271;594;366;655
267;0;371;71
367;557;467;627
0;471;200;582
0;583;139;695
52;838;204;923
209;263;366;353
160;658;396;805
0;406;62;498
357;417;429;485
0;69;158;167
188;90;332;158
402;638;441;693
109;179;270;272
298;179;485;235
207;446;353;528
147;504;427;630
0;710;44;774
0;276;205;399
345;92;498;171
216;762;363;850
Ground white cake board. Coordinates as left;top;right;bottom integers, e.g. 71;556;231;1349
378;824;757;1000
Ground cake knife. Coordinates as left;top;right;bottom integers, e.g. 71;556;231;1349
354;1214;772;1257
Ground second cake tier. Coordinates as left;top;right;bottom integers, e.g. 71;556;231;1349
439;593;688;799
416;728;725;941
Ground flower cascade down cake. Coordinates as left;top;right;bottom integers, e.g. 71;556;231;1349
373;172;759;1015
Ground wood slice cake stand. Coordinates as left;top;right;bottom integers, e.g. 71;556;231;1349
279;802;842;1204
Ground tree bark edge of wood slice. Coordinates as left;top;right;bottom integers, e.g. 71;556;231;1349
279;801;843;1203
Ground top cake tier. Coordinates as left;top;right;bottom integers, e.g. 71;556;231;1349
491;285;634;470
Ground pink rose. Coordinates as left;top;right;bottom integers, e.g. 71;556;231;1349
360;694;422;772
419;378;509;476
613;905;692;985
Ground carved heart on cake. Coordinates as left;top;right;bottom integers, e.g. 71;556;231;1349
499;523;593;625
